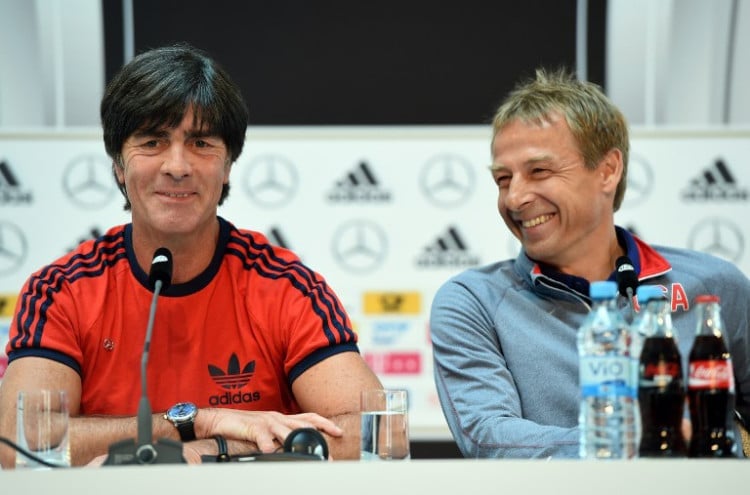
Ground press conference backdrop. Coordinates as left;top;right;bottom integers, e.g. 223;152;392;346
1;127;748;438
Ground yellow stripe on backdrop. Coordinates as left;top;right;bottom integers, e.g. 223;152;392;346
0;294;18;317
363;292;422;315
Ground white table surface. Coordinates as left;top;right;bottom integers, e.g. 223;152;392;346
1;458;748;494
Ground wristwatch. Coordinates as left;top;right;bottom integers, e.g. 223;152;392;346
164;402;198;442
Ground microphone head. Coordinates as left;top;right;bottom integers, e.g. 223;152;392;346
148;247;173;291
615;255;638;298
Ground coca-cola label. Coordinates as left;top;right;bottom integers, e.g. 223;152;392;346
641;361;682;387
688;360;734;390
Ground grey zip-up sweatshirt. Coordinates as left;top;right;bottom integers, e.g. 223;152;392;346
430;227;750;458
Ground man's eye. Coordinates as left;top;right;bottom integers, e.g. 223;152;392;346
143;140;159;148
495;176;510;187
195;140;208;148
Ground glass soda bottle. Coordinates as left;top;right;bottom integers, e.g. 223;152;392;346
578;281;638;459
637;288;687;457
687;294;736;457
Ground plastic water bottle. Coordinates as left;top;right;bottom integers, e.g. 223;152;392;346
578;280;638;459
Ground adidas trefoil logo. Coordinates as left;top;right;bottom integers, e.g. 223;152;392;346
682;158;748;201
327;161;392;202
208;353;255;390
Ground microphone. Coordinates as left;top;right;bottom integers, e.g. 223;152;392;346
615;255;639;301
147;247;173;291
104;248;185;465
615;255;639;325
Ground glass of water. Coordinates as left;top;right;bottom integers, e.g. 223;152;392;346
360;389;410;461
16;390;70;469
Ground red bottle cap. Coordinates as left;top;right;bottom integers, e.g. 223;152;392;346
694;294;720;304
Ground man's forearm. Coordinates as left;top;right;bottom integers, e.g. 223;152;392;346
71;409;363;465
324;412;361;460
71;414;178;466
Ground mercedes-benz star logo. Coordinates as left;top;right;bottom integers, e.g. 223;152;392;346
331;220;388;273
63;154;116;208
242;155;298;208
688;217;744;263
0;221;28;275
420;154;475;207
623;153;654;208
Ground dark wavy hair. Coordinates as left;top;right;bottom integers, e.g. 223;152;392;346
100;43;249;210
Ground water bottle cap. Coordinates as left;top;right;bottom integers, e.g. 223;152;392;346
694;294;720;304
589;280;618;299
635;285;664;304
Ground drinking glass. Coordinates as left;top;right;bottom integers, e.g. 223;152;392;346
16;390;70;469
360;389;410;460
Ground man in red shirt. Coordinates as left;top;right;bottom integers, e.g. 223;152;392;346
0;43;381;466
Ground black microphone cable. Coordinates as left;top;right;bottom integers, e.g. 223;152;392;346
0;436;63;468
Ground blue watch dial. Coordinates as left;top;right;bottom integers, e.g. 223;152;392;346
169;402;197;421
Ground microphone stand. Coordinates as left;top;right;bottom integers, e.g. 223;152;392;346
104;277;185;465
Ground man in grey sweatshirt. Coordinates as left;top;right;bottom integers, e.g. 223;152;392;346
430;69;750;458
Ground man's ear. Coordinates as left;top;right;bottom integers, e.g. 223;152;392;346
599;148;623;194
113;160;125;184
223;159;232;184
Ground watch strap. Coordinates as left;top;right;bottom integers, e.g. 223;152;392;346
214;434;230;462
176;420;196;442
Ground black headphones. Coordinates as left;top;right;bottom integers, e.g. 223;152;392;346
283;428;329;460
200;427;329;462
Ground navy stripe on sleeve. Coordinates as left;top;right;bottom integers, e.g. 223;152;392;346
11;231;128;353
225;230;356;347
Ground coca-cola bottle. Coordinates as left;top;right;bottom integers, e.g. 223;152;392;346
637;287;687;457
687;294;736;457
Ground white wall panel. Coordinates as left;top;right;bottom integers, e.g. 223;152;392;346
1;127;748;437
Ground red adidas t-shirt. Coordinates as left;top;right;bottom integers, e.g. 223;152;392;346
7;217;358;415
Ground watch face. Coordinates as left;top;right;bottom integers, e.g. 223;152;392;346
169;402;197;422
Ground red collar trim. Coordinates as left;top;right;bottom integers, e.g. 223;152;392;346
633;235;672;280
527;234;672;281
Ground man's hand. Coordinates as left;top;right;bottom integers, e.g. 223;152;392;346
194;409;342;453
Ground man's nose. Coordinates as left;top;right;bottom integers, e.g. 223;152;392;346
161;144;191;178
503;176;531;210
